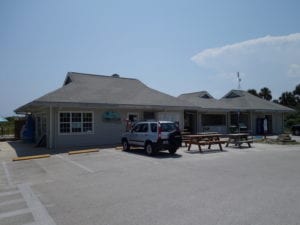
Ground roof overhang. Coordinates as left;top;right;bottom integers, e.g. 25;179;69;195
15;101;199;114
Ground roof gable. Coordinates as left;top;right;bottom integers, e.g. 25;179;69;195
19;72;195;110
219;90;293;112
223;91;241;98
178;91;220;109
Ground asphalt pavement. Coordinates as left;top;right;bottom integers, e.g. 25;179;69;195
1;141;300;225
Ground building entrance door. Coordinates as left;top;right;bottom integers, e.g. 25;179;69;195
184;111;197;134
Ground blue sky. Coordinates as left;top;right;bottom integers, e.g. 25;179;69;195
1;0;300;116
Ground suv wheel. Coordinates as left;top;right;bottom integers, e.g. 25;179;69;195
168;148;177;155
122;139;130;151
145;142;156;156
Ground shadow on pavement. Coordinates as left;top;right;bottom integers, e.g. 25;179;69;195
6;141;113;157
122;147;182;159
184;149;227;154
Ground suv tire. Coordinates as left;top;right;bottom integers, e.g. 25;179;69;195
145;142;156;156
122;139;130;151
168;148;177;155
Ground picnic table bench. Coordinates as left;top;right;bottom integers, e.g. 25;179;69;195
226;133;253;148
184;134;226;152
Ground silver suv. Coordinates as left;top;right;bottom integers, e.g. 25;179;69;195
121;121;182;156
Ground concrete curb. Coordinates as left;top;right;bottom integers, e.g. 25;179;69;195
12;154;50;161
68;149;99;155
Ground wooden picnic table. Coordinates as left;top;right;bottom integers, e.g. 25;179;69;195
184;133;226;152
226;133;253;148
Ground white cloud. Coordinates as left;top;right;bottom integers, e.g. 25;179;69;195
191;33;300;98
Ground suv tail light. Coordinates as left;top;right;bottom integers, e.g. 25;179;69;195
158;123;162;140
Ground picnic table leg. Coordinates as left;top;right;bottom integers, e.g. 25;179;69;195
198;144;202;152
187;141;192;151
248;142;251;148
226;141;229;147
219;143;223;151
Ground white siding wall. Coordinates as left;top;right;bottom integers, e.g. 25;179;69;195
52;108;141;148
50;108;184;148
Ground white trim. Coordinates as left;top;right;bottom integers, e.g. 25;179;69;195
58;111;94;135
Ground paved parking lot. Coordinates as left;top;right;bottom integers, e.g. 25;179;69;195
1;141;300;225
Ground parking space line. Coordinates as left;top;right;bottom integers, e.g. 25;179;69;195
18;183;57;225
23;223;37;225
0;208;31;219
116;151;160;165
55;155;94;173
0;190;19;197
0;198;24;207
2;161;14;188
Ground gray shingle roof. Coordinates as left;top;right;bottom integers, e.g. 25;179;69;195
16;72;196;112
219;90;294;112
15;72;294;113
179;90;294;112
178;91;221;110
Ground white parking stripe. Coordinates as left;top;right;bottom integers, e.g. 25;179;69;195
0;208;31;219
18;183;56;225
2;161;14;188
0;190;19;197
0;198;24;207
120;152;160;165
55;155;94;173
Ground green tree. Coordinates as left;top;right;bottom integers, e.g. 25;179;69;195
279;92;297;107
294;84;300;96
259;87;272;101
247;89;259;97
293;84;300;105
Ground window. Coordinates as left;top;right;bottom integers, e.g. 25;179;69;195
133;123;148;133
133;124;142;132
144;112;155;120
151;123;157;132
160;123;177;132
59;112;93;134
140;124;149;132
230;113;249;127
202;114;226;126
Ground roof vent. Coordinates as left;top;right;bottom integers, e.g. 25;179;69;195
111;74;120;78
225;92;240;98
200;94;211;99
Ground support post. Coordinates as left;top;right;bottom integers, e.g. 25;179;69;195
49;105;53;149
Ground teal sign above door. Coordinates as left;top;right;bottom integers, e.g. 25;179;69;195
103;111;121;121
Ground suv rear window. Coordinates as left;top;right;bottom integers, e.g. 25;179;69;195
160;123;177;132
150;123;157;132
